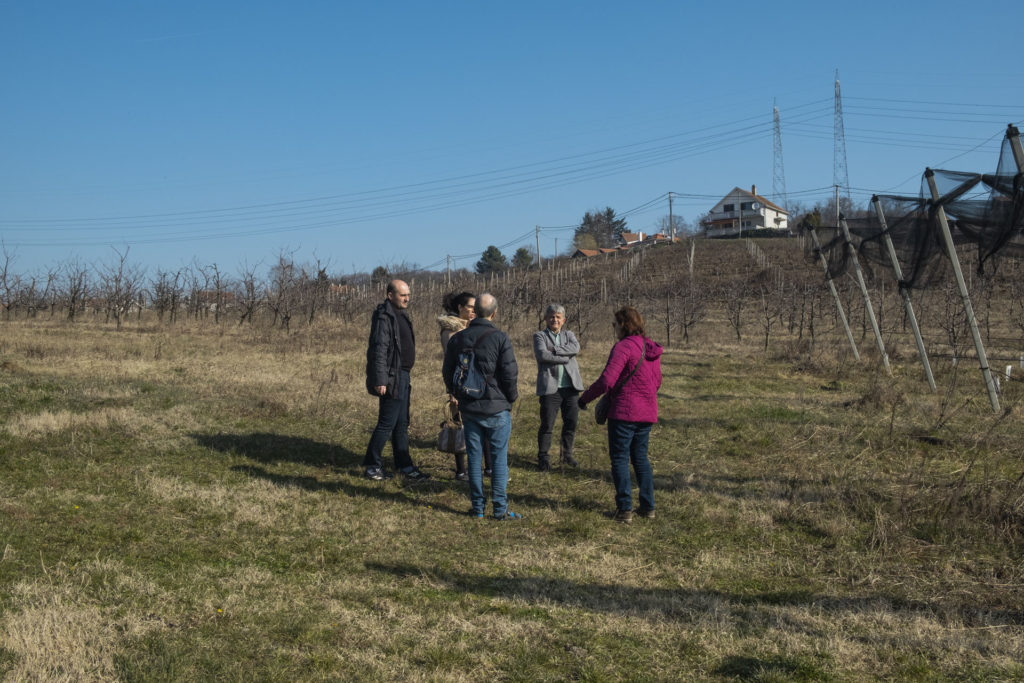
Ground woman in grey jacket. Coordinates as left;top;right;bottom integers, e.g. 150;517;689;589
532;304;584;471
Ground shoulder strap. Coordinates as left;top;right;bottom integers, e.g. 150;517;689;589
610;338;646;395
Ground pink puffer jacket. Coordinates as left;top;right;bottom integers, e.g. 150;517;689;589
580;335;663;423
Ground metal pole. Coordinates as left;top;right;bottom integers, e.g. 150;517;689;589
925;168;1000;413
839;216;891;374
872;196;936;391
808;227;860;360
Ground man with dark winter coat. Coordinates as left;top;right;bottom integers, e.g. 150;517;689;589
442;292;521;520
363;279;430;481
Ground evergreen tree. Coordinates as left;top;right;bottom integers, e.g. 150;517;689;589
475;246;508;274
511;247;534;270
573;207;627;249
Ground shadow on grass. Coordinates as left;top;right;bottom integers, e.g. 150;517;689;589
231;464;467;515
191;431;357;468
364;561;1024;626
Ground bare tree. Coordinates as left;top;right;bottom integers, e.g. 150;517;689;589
97;247;145;330
0;246;17;321
150;268;185;323
60;258;90;322
677;278;707;344
723;279;746;341
266;250;299;330
758;284;784;351
236;261;263;326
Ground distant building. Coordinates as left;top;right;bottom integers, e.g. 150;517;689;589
702;185;789;237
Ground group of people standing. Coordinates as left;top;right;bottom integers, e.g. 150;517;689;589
364;278;663;523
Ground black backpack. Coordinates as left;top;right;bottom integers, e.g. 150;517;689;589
451;328;498;401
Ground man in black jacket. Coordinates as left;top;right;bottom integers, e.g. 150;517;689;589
363;279;430;481
442;292;520;519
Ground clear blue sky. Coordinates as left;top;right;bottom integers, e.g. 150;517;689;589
2;1;1021;278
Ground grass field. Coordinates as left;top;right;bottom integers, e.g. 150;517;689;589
1;317;1022;681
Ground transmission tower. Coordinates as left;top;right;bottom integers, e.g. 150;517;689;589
772;100;789;212
833;69;852;219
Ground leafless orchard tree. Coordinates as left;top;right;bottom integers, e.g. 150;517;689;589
266;250;299;330
0;246;18;321
235;261;263;326
722;277;746;342
97;247;146;330
60;258;91;322
758;283;785;351
150;268;185;324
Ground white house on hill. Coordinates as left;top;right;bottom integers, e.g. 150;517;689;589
702;185;789;237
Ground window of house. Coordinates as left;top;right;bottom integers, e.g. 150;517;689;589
722;203;734;212
740;202;753;210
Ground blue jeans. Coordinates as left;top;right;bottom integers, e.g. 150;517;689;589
462;410;512;517
607;419;654;512
362;370;414;471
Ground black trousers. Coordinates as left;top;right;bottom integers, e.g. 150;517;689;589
537;387;580;459
363;370;414;471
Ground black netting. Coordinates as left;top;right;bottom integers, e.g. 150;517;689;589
802;125;1024;289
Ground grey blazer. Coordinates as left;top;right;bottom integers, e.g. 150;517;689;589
533;328;584;395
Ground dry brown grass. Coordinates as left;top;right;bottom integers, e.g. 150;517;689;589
1;313;1023;680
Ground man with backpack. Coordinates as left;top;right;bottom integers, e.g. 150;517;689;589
442;292;521;520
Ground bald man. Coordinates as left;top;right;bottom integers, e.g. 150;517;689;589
363;279;430;481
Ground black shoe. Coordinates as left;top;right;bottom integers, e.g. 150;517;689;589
364;467;394;481
614;509;633;524
636;507;655;519
562;454;579;468
455;471;468;481
537;456;551;472
401;466;431;482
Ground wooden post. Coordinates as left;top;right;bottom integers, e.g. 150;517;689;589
809;227;860;360
925;169;1000;412
872;196;936;391
839;216;890;374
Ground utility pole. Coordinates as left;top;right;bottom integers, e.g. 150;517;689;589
772;101;790;212
668;192;675;241
833;69;852;219
535;225;542;271
446;255;451;286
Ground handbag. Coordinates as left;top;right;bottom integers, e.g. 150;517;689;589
437;401;466;454
594;339;645;426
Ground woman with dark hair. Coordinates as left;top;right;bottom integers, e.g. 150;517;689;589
437;291;492;479
578;306;663;523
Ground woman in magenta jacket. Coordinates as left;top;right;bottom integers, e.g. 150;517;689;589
579;306;663;523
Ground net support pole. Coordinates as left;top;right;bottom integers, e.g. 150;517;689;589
872;196;936;391
808;226;860;360
1007;124;1024;171
925;169;1001;413
839;216;891;375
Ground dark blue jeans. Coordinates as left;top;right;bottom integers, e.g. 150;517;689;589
363;370;414;471
607;419;654;512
